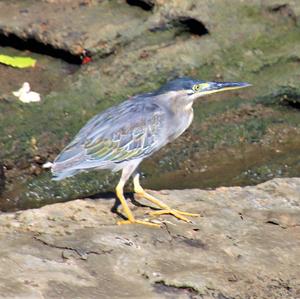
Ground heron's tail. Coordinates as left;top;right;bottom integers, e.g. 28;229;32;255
51;142;86;180
51;168;78;181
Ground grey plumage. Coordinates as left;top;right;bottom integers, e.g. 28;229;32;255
53;92;173;179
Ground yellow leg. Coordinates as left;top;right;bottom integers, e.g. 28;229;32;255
115;179;159;227
133;174;199;222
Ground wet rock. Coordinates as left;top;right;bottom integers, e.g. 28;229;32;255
126;0;155;11
275;87;300;109
0;163;5;195
0;1;151;56
0;178;299;298
267;3;298;24
0;170;119;211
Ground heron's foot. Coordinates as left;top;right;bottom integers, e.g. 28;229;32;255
117;219;160;228
133;175;199;224
149;209;200;222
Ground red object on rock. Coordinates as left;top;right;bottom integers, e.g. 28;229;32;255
81;49;92;64
82;56;92;64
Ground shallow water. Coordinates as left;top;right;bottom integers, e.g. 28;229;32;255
145;137;300;190
1;127;299;212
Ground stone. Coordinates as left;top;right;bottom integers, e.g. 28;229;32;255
0;178;299;298
0;0;300;209
0;163;4;195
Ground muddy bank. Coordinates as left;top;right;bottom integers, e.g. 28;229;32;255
0;0;299;209
0;178;299;298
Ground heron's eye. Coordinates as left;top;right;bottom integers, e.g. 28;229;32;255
192;83;209;92
192;84;202;92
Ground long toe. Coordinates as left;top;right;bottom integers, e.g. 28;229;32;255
173;209;200;217
149;209;196;222
117;219;161;228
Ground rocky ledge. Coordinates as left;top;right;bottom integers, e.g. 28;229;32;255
0;178;299;299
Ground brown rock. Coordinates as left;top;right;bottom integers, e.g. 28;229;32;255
0;178;299;298
0;163;4;195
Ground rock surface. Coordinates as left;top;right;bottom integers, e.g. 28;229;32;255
0;163;4;195
1;0;300;211
0;178;299;298
0;4;299;297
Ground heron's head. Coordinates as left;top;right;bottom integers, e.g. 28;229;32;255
155;77;251;103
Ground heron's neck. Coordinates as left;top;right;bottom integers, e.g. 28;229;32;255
165;99;194;141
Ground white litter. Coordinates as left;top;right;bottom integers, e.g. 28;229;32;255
12;82;41;103
42;162;53;169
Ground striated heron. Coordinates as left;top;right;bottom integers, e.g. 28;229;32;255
52;78;250;227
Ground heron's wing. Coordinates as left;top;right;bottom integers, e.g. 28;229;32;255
82;99;165;163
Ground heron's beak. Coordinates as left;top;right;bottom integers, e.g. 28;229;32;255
200;81;251;96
